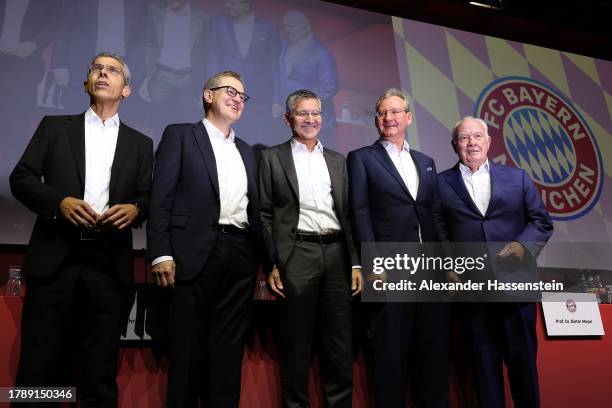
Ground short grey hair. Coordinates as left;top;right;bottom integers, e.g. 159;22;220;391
203;71;244;113
375;88;411;113
285;89;321;116
451;116;489;144
89;52;131;85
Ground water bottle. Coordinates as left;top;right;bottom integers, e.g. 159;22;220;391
4;266;23;297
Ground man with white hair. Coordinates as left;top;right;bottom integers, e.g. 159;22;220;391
437;116;553;407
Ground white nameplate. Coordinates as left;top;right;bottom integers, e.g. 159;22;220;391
541;292;604;336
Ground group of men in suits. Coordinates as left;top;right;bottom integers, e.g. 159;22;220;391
11;50;552;408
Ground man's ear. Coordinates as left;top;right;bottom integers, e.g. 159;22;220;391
203;89;213;104
121;85;132;99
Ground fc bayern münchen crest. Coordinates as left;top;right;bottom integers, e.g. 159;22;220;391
474;76;603;220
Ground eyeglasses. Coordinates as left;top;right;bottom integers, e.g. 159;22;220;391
294;110;321;118
376;109;407;119
209;85;250;102
89;63;124;77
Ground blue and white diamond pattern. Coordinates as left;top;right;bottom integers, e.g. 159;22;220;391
503;108;576;185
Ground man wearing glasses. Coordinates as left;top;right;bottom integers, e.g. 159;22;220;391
260;90;362;407
10;52;153;406
347;88;449;407
147;71;268;407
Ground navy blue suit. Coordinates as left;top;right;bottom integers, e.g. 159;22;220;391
438;161;553;408
147;122;266;407
279;37;339;132
347;141;449;408
207;14;280;141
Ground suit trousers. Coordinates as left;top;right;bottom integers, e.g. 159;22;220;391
166;233;257;408
463;302;539;408
279;240;353;408
16;244;128;408
367;302;450;408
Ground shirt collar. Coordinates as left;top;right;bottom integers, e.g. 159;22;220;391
203;118;235;142
379;138;410;153
459;159;490;176
291;137;323;153
85;107;119;128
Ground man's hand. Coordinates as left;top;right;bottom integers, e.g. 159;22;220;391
152;260;175;287
267;266;285;298
59;197;98;227
498;241;525;262
366;269;387;285
98;204;139;230
447;271;462;297
351;268;363;296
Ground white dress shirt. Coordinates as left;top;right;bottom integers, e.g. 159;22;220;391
204;119;250;227
380;139;422;242
96;0;126;56
158;3;192;70
83;108;119;215
284;34;314;73
291;138;341;233
459;160;491;216
152;119;250;267
233;12;255;59
380;139;419;200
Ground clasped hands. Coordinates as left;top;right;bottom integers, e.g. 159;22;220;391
59;197;138;231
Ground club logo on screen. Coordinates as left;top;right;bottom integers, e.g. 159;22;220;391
474;77;603;220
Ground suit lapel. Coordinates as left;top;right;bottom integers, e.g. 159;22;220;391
485;162;502;216
109;123;134;199
371;141;412;199
278;141;299;200
235;138;255;196
410;150;425;201
66;114;86;192
323;149;344;214
193;122;220;196
444;164;481;215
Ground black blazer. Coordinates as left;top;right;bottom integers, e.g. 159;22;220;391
147;121;268;281
9;114;154;283
259;140;359;273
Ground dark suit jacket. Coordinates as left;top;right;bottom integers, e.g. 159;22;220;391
144;3;209;81
347;141;443;246
279;38;338;130
147;122;267;281
51;0;147;95
437;162;553;281
259;141;359;273
9;113;154;283
207;14;280;108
